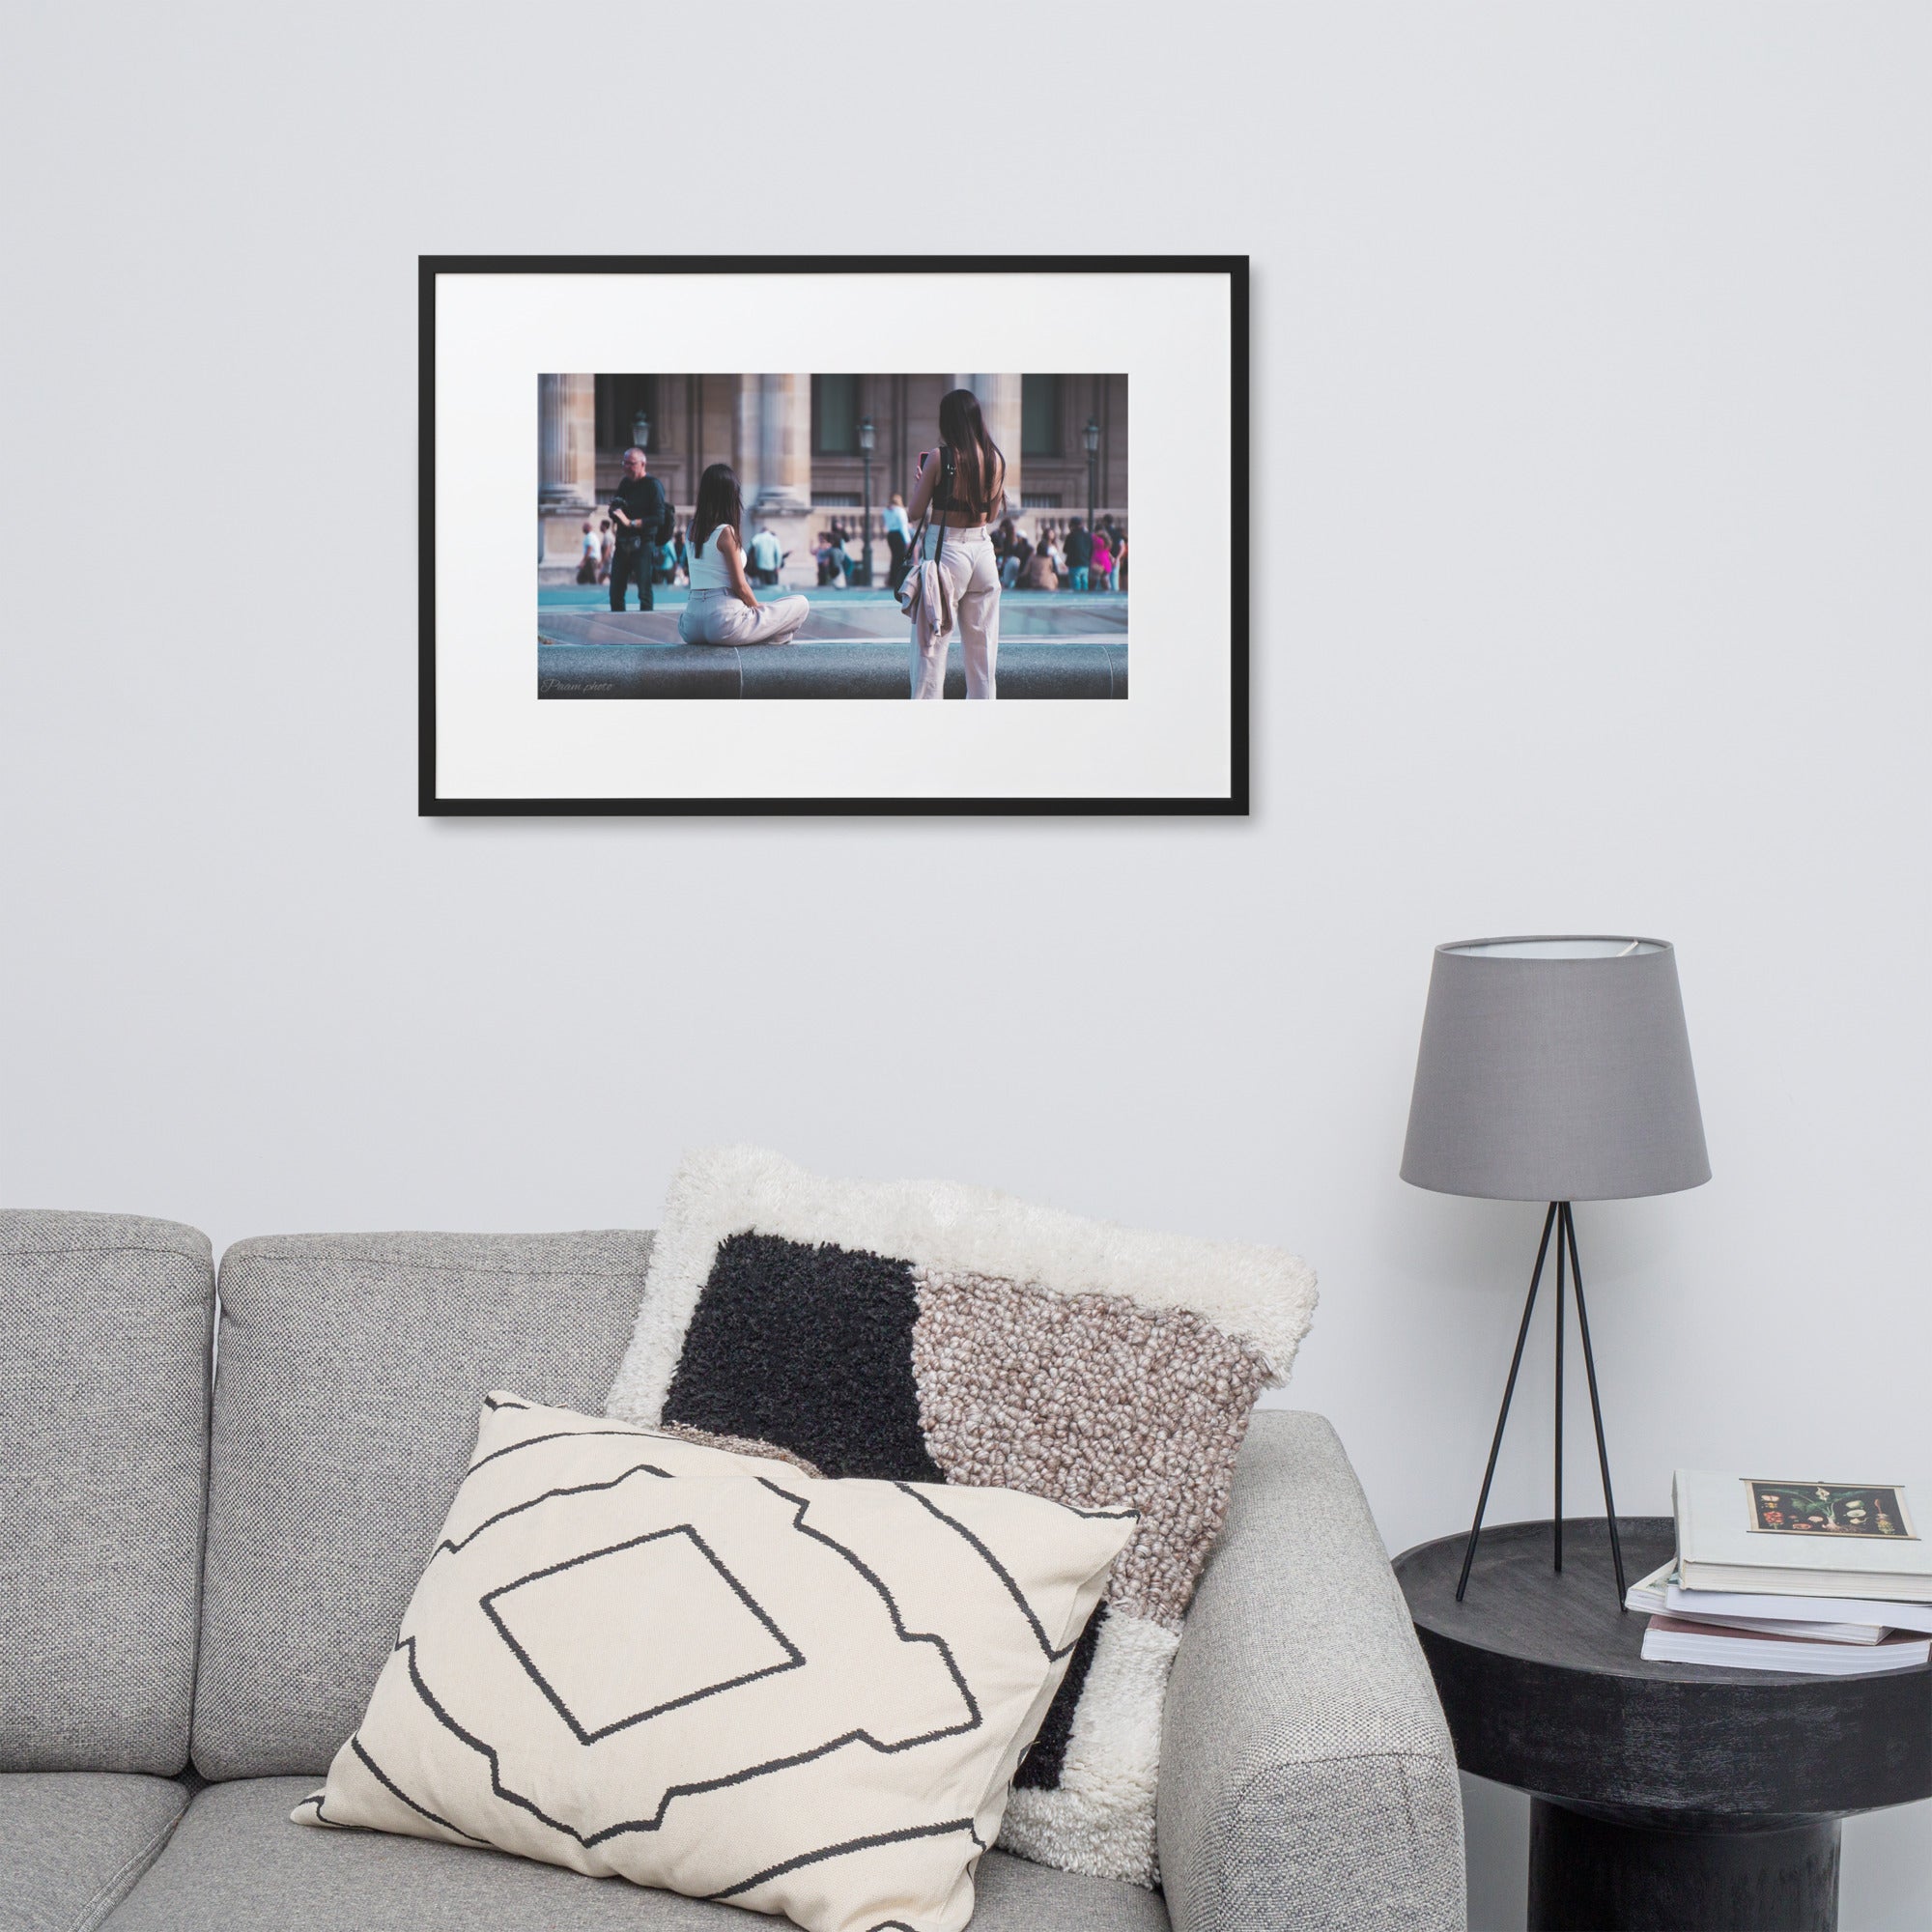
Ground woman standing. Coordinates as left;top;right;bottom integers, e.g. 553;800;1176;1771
905;387;1006;699
676;464;810;648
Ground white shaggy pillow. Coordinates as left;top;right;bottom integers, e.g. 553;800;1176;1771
606;1146;1319;1886
295;1395;1134;1932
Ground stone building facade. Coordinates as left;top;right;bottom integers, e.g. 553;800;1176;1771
539;373;1127;584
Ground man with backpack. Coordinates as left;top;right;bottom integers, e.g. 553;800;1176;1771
607;446;674;612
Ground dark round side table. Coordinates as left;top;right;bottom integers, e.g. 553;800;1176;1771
1395;1518;1932;1932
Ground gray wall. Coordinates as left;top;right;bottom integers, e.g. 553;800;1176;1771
3;7;1927;1926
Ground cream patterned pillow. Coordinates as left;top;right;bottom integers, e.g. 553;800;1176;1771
295;1395;1134;1932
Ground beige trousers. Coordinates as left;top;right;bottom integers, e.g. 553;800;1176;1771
678;589;810;647
910;525;1000;699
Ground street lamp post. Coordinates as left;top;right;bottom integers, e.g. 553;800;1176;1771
858;414;875;587
630;410;655;581
1083;415;1100;533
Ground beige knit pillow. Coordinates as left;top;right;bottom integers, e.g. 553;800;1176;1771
295;1395;1133;1932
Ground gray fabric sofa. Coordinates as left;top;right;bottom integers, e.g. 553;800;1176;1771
0;1211;1465;1932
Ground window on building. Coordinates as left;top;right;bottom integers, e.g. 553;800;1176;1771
597;375;660;452
1021;376;1059;456
813;375;860;455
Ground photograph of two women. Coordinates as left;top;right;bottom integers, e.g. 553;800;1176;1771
536;373;1130;701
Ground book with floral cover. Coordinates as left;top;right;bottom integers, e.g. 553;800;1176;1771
1674;1470;1932;1599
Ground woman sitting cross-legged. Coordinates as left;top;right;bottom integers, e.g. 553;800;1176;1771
677;463;810;648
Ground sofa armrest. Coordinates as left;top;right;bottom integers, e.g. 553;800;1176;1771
1157;1409;1465;1932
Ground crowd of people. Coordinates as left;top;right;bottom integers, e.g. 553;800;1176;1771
804;507;1128;594
811;518;869;587
575;514;696;590
984;515;1126;594
578;441;1125;615
578;507;1128;597
580;507;788;596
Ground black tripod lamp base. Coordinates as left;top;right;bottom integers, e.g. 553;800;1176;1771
1455;1201;1628;1609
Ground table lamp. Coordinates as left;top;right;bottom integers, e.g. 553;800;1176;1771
1402;936;1709;1606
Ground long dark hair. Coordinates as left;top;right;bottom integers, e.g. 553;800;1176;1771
937;387;1006;522
692;462;743;556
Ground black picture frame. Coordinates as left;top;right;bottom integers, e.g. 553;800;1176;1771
418;255;1249;817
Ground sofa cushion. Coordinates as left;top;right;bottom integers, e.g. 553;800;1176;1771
191;1232;656;1777
0;1771;188;1932
101;1778;1169;1931
0;1211;214;1773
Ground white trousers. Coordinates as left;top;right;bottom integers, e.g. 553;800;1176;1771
678;588;810;647
911;526;1000;700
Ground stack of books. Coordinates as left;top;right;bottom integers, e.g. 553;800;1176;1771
1633;1471;1932;1675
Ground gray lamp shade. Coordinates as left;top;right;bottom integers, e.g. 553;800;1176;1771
1401;936;1710;1203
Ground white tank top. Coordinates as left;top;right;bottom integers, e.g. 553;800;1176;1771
688;526;736;591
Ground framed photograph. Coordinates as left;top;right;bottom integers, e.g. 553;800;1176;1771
419;256;1246;816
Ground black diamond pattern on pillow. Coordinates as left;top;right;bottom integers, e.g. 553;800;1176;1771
482;1525;805;1745
662;1233;944;1484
